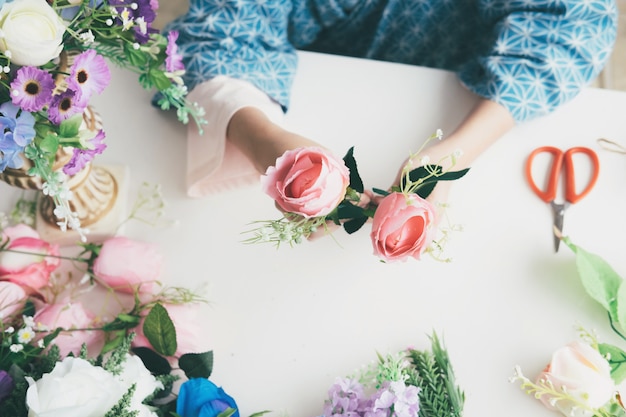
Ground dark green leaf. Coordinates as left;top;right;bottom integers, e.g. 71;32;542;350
42;327;62;346
372;188;390;197
124;43;148;67
342;147;364;193
179;350;214;379
144;303;177;356
336;202;364;220
22;300;36;317
343;216;368;234
149;68;172;91
132;346;172;375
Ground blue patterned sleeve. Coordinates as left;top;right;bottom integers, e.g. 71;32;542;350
459;0;618;123
165;0;297;110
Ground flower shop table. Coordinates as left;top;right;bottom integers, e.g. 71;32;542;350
3;51;626;417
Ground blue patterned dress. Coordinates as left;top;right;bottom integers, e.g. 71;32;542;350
167;0;618;122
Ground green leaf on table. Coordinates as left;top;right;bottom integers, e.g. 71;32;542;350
343;147;364;193
179;350;214;379
562;237;623;323
143;303;177;357
598;343;626;384
132;346;172;375
617;282;626;334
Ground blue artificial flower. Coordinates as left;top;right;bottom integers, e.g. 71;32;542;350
177;378;240;417
0;102;35;171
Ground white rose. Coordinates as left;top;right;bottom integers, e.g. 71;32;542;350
117;354;163;417
25;357;126;417
536;341;617;417
0;0;66;66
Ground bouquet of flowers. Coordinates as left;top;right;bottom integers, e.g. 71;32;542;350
319;332;464;417
244;131;468;263
511;235;626;416
0;0;205;236
0;193;240;417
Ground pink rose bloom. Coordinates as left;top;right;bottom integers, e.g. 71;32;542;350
370;192;437;262
0;281;27;323
261;147;350;218
0;224;60;292
34;300;104;357
537;341;616;416
93;236;162;294
132;303;206;358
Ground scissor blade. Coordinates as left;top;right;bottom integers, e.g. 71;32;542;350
551;202;566;252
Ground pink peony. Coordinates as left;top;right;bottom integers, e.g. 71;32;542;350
132;303;207;358
370;192;437;262
0;281;27;323
0;224;60;292
92;236;162;294
261;147;350;218
34;300;104;357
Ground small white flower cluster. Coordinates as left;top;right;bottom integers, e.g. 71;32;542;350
4;315;48;353
42;173;88;241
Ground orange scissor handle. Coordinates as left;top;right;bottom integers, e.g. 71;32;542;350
525;146;600;204
562;146;600;204
525;146;564;203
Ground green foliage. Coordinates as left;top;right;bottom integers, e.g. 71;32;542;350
179;351;214;379
143;303;177;357
103;384;139;417
400;165;470;199
406;333;464;417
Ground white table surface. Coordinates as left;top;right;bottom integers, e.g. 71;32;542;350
3;51;626;417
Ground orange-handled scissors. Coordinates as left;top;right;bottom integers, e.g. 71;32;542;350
525;146;600;252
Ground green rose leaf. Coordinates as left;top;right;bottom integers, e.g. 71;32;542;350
38;135;59;154
131;346;172;375
563;237;622;320
143;303;177;357
342;147;364;193
402;165;470;199
343;216;368;234
58;114;83;138
598;343;626;384
179;350;214;379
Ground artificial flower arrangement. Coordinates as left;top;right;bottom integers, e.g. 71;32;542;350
319;332;465;417
511;234;626;417
244;131;469;263
0;190;241;417
0;0;205;237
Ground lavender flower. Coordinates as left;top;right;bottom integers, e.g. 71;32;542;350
10;66;55;112
63;130;107;175
364;381;420;417
165;31;184;73
48;90;87;125
0;370;13;402
67;50;111;103
323;378;367;417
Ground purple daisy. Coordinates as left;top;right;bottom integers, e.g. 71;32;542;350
165;31;184;73
10;66;55;112
67;50;111;103
63;130;107;176
48;89;88;125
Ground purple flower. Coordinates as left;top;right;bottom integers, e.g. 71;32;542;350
67;50;111;103
165;31;184;73
0;370;14;402
364;381;420;417
323;378;367;417
10;66;55;112
48;89;87;125
63;130;107;175
109;0;157;44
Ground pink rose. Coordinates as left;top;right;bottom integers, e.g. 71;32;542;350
261;147;350;218
537;341;616;416
93;236;162;294
0;281;27;322
132;303;207;358
34;300;104;357
0;224;60;292
370;192;436;262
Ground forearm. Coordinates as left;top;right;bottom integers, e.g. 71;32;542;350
226;107;321;174
420;98;515;170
